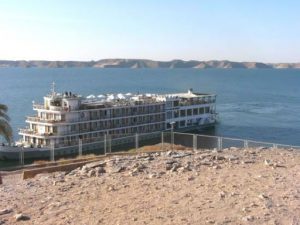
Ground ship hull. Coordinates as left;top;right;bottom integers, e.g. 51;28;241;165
0;144;105;161
0;123;216;161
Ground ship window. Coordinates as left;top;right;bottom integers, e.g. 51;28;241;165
187;109;192;116
173;100;179;107
53;127;57;133
166;101;172;108
205;107;210;113
51;100;61;107
199;108;204;114
180;110;186;117
174;111;179;118
71;125;76;131
193;108;198;115
180;120;185;127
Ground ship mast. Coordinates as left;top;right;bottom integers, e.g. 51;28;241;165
51;82;56;96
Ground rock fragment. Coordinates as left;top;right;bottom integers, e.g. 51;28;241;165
242;215;254;222
165;164;173;171
171;152;192;158
112;166;126;173
148;173;157;179
224;155;239;161
206;219;215;224
85;161;106;169
219;191;226;199
242;160;255;164
14;213;30;221
87;169;96;177
95;167;106;176
0;208;12;215
265;200;273;209
213;155;225;160
264;159;273;166
166;150;173;156
187;176;194;181
213;165;221;170
242;207;250;213
258;193;268;200
107;186;115;192
170;163;181;172
165;160;180;171
200;159;212;166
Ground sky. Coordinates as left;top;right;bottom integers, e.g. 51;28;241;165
0;0;299;63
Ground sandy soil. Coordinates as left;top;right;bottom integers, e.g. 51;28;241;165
0;147;300;225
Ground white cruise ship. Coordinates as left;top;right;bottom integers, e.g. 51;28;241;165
0;86;217;160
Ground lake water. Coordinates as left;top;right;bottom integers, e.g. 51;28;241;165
0;68;300;147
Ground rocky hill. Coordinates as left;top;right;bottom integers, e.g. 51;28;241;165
0;59;300;69
1;147;299;224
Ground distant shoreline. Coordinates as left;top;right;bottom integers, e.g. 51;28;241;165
0;59;300;69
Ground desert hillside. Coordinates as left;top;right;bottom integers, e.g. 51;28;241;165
0;59;300;69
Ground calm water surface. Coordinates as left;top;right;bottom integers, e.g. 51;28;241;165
0;68;300;154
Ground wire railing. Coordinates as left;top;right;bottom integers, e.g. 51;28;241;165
15;131;300;165
168;132;300;151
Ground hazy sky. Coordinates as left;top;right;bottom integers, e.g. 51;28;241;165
0;0;299;62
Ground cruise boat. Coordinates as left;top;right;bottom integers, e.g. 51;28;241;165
0;85;217;160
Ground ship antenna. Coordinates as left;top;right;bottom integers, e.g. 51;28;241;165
51;82;56;96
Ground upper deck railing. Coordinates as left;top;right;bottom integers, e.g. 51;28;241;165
19;128;56;136
178;99;216;107
26;116;65;123
33;103;69;112
33;104;45;110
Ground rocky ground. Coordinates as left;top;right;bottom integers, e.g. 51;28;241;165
0;147;300;225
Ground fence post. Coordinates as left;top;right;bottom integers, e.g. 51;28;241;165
135;133;139;152
50;143;55;162
273;144;278;149
104;134;107;155
161;132;164;150
171;129;174;151
78;138;82;157
193;134;197;151
19;147;24;166
217;137;222;151
108;134;111;153
244;140;249;148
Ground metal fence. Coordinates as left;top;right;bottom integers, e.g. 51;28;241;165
164;132;300;152
14;131;300;166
